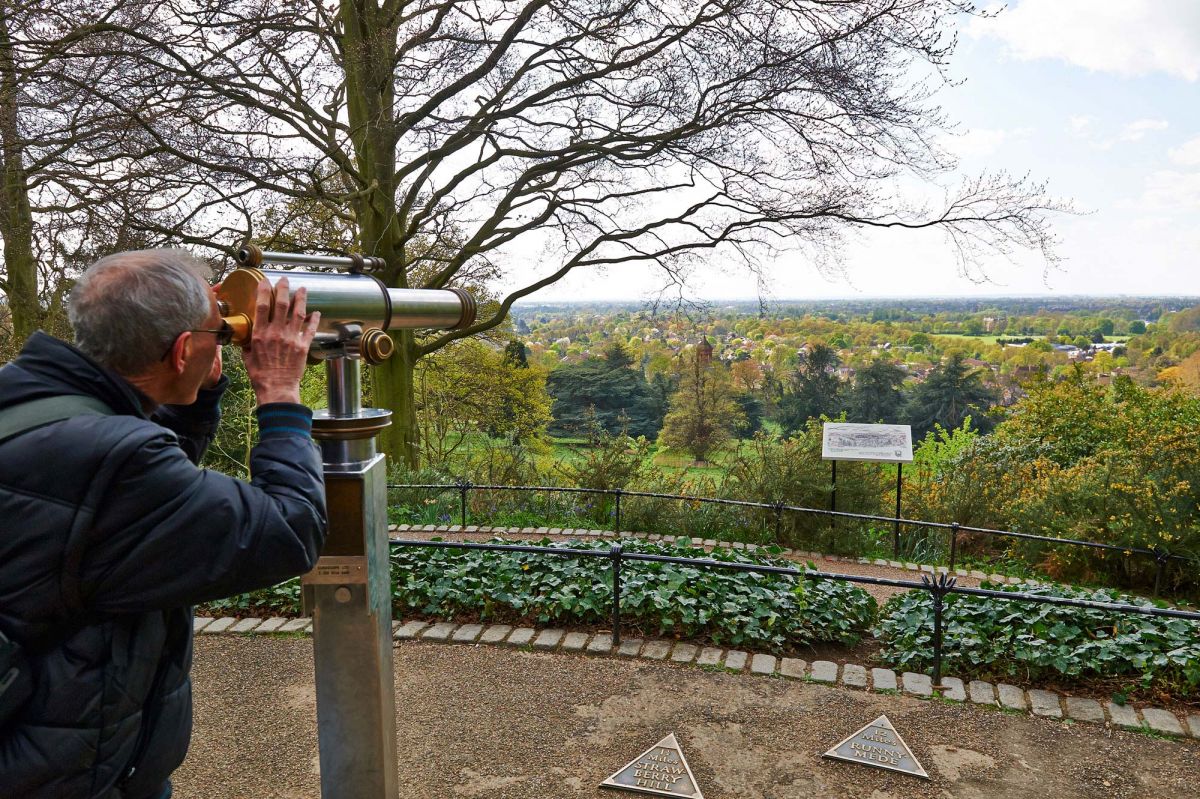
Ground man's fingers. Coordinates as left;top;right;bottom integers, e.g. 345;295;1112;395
273;277;291;322
303;311;321;342
254;276;274;329
290;286;308;326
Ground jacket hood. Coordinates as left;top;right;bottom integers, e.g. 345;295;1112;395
0;331;149;416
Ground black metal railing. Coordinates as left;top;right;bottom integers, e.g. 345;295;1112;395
388;482;1195;596
389;538;1200;689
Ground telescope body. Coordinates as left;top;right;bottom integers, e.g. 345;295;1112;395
217;264;475;359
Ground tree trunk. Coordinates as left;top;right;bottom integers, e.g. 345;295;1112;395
0;6;39;343
376;330;419;470
338;3;417;466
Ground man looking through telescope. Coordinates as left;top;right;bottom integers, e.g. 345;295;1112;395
0;248;327;799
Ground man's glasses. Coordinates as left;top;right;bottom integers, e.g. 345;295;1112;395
161;321;235;360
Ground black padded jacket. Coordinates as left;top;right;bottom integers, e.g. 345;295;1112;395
0;332;327;798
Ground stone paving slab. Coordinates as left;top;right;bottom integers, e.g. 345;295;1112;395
617;638;644;658
1141;708;1185;736
395;621;430;640
724;650;748;672
505;627;536;647
810;660;838;684
255;617;287;633
479;624;512;644
229;618;262;633
1186;714;1200;739
871;668;897;692
586;633;614;654
780;658;807;680
841;664;867;688
641;640;673;660
532;629;564;650
561;632;589;652
277;618;311;633
1105;702;1140;730
901;672;932;697
696;647;723;667
969;680;996;706
939;677;966;702
1029;689;1063;718
421;622;458;642
750;654;777;675
670;643;698;664
194;617;212;633
452;624;484;643
997;683;1027;711
204;617;236;633
1065;697;1105;724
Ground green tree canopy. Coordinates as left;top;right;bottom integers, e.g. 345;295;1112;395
902;353;998;438
846;359;907;424
660;360;743;463
777;343;843;434
546;360;663;439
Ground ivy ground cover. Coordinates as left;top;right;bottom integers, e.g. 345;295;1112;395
876;581;1200;697
390;537;877;651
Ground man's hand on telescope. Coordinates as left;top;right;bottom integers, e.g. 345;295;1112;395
242;276;321;406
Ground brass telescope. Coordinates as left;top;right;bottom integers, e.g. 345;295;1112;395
216;243;476;364
221;244;481;799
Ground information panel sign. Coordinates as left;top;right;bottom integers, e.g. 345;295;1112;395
822;423;913;464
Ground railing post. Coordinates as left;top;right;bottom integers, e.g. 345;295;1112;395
1153;547;1170;598
948;521;960;571
610;544;623;647
455;479;472;528
613;489;622;535
923;573;956;689
893;463;903;557
773;501;785;545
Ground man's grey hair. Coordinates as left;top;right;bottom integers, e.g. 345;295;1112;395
69;248;214;375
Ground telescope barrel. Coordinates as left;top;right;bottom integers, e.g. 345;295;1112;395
216;264;476;355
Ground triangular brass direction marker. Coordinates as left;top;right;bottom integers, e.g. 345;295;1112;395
823;714;929;780
600;733;704;798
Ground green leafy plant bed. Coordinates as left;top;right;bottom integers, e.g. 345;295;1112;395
391;537;876;652
876;582;1200;698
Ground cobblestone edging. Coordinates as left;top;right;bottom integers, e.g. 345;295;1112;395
387;524;1033;586
194;614;1200;741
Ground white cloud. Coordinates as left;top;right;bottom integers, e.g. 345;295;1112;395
970;1;1200;81
1139;170;1200;213
1169;135;1200;167
1067;116;1094;136
1067;116;1169;150
1118;118;1169;142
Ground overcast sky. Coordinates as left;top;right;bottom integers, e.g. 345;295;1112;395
509;1;1200;302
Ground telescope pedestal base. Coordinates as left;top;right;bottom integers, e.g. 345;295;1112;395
305;454;398;799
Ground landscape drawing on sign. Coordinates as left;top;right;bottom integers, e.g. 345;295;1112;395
822;423;914;463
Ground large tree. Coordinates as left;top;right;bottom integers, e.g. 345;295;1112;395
777;342;842;433
660;355;742;463
63;0;1065;466
903;352;998;438
0;0;202;347
845;357;906;423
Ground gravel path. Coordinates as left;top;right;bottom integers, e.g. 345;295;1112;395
175;636;1196;799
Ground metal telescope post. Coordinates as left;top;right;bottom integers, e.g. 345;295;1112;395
216;245;477;799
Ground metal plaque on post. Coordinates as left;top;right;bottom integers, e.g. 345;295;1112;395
822;714;928;779
821;423;913;463
601;733;704;798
